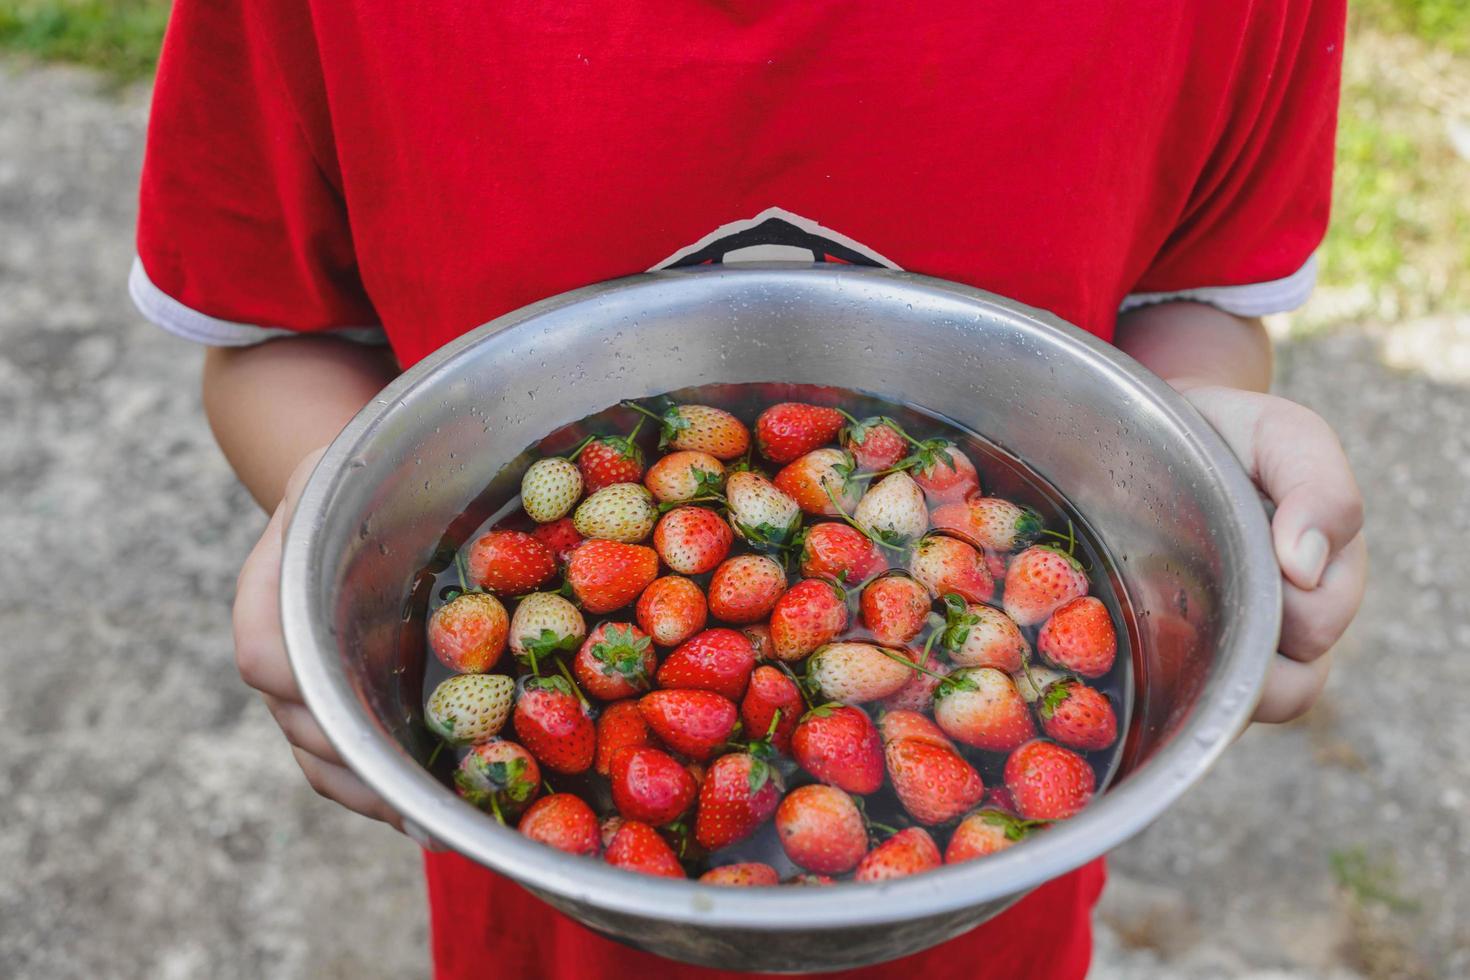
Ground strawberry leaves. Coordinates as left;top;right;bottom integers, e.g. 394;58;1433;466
589;624;654;688
937;593;980;651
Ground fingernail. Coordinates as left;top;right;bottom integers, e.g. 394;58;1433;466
1293;529;1329;589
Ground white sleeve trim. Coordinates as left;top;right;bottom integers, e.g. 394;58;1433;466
1119;254;1317;317
128;256;386;347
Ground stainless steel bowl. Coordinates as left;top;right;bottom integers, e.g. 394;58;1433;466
281;265;1280;972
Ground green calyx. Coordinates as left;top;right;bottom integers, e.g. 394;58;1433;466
591;626;653;682
977;809;1048;840
691;467;726;498
938;593;980;651
1038;680;1073;719
520;628;579;664
746;756;771;795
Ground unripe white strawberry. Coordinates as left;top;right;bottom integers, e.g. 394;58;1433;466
521;457;583;523
573;482;657;543
725;471;801;549
426;674;515;745
807;642;914;704
509;592;587;671
1012;665;1073;703
853;472;928;547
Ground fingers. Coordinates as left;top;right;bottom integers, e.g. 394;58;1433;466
292;747;403;830
232;503;302;702
1278;534;1367;662
1252;650;1333;724
265;694;345;766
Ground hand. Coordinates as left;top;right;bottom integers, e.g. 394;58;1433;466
233;448;405;828
1178;384;1367;724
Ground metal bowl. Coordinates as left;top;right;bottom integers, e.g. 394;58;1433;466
281;265;1280;972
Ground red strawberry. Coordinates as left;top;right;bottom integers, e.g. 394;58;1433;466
852;472;929;547
741;623;774;660
933;667;1036;752
774;784;868;875
512;676;596;775
656;628;757;701
1037;596;1117;677
643;450;726;504
1004;739;1096;819
907;441;980;504
855;827;941;882
427;592;508;673
841;416;909;472
693;751;783;850
454;738;541;822
595;699;656;777
530;516;584;566
884;734;985;825
699;862;780;887
518;793;601;856
984;785;1019;813
945;809;1040;864
653;506;733;575
565;540;659;614
807;642;914;704
636;575;708;647
908;535;994;604
575;429;645;492
930;497;1044;553
755;402;846;463
467;530;556;595
791;705;884;794
773;448;861;516
941;599;1029;673
798;522;887;585
630;401;750;460
610;746;697;825
878;708;956;750
604;820;686;878
769;578;848;661
740;665;803;755
1003;545;1089;626
860;574;931;647
573;622;656;700
726;471;802;549
707;554;786;624
638;690;739;761
1038;679;1118;751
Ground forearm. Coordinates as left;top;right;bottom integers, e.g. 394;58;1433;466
203;337;400;511
1113;301;1273;393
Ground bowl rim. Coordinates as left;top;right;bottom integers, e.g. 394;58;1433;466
281;264;1281;930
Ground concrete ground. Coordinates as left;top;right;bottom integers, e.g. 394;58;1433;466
2;62;1466;979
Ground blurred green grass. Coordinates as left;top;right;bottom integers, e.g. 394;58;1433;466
1;0;1467;326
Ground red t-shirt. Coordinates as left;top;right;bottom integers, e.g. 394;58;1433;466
133;3;1344;977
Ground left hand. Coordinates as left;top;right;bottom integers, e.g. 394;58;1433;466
1177;384;1367;724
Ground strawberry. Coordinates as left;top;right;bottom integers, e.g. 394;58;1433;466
627;401;750;460
907;441;979;504
707;554;786;624
774;784;868;875
755;402;846;463
1011;665;1070;704
984;785;1019;813
521;457;583;523
574;427;645;492
636;575;708;647
885;734;985;825
791;705;884;794
573;622;656;700
565;540;658;614
638;689;739;761
656;628;757;701
860;574;931;647
855;827;941;882
604;820;686;878
1003;545;1089;627
426;674;515;746
841;416;909;472
740;665;803;755
653;505;733;574
1004;739;1096;819
930;496;1044;553
769;578;848;661
940;598;1028;672
908;535;994;604
599;815;625;850
572;482;657;543
984;550;1010;582
787;873;837;886
508;592;587;672
852;471;928;548
1037;596;1117;677
530;516;584;566
773;448;861;516
643;450;726;504
518;793;601;856
1038;679;1118;750
725;471;802;549
807;642;914;704
933;667;1036;752
945;809;1042;864
699;862;780;887
742;623;774;660
454;738;541;822
428;592;508;673
610;746;698;825
595;699;656;776
798;522;887;585
467;530;556;596
878;709;955;750
693;750;782;850
513;675;596;774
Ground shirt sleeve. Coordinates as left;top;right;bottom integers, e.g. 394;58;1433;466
1121;1;1346;317
131;0;382;346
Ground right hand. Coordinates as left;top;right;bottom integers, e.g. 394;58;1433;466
233;448;404;829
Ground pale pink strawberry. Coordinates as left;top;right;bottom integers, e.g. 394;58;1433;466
428;592;509;673
930;496;1044;552
654;404;750;459
642;451;726;504
773;448;861;517
941;600;1028;672
933;667;1036;752
1003;545;1089;626
907;441;979;503
807;642;914;704
908;535;994;604
852;472;928;547
768;578;848;661
725;471;802;549
653;505;733;575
